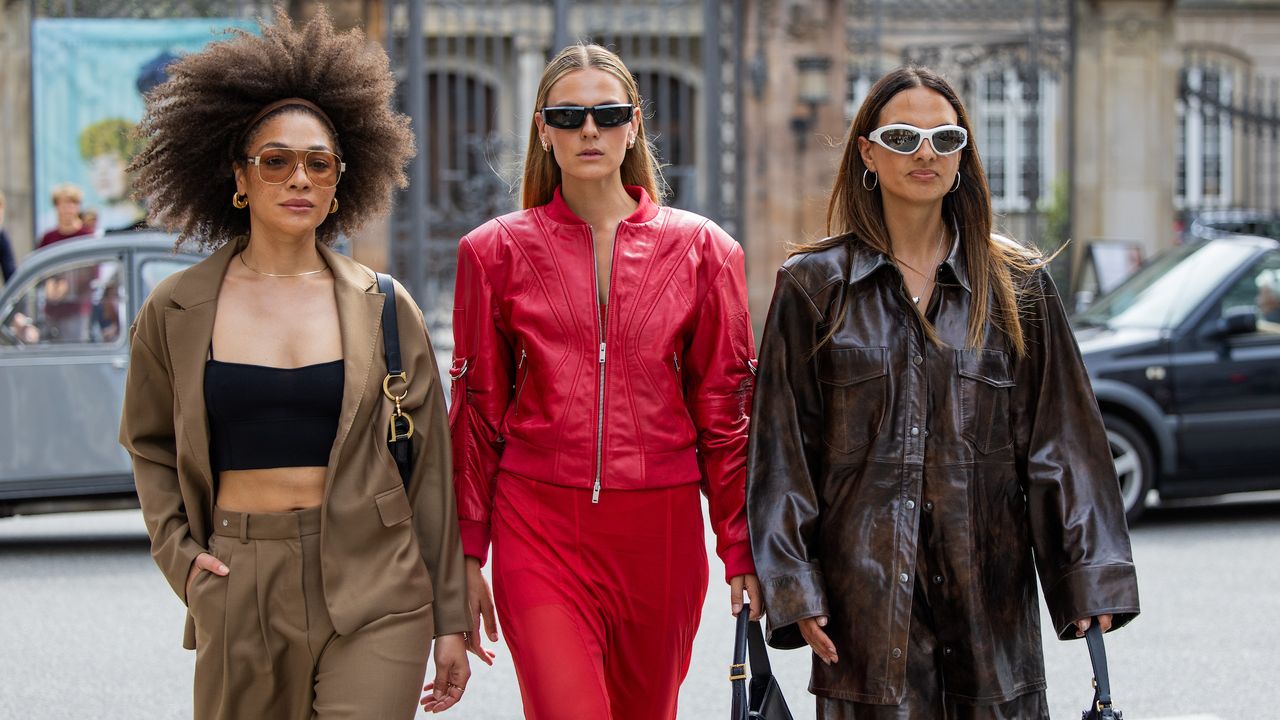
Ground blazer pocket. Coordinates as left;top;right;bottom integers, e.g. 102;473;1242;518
956;348;1016;454
375;485;413;527
816;346;889;454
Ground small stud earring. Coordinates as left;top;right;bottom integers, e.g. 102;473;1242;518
542;140;550;152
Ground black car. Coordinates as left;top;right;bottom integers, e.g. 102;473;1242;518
1074;232;1280;523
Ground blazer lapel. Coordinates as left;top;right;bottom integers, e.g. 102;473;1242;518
164;238;243;491
320;244;384;491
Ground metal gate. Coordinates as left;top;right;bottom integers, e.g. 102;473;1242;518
382;0;746;343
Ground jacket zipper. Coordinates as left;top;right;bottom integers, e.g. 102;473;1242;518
513;347;528;413
590;226;618;504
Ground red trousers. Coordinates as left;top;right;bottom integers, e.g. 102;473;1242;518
491;471;709;720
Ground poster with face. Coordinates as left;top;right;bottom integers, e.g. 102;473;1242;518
32;18;259;234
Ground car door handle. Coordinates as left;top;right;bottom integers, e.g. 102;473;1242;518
112;357;128;370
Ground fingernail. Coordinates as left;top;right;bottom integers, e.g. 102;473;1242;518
817;617;827;627
219;565;228;573
733;603;742;614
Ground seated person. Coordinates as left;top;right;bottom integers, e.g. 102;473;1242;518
1256;269;1280;334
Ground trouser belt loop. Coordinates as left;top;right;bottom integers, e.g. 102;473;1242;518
239;512;249;544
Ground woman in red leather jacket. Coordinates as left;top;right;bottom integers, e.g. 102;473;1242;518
447;44;761;719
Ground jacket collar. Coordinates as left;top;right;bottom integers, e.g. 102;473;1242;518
542;184;660;226
162;235;382;493
847;225;971;293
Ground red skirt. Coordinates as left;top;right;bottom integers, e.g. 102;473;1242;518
491;471;710;720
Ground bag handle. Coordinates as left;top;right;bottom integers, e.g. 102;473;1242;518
730;603;773;720
1085;619;1115;716
376;273;412;488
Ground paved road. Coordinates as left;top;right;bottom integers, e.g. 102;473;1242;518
2;495;1278;718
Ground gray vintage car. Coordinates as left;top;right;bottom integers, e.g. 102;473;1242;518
0;231;201;517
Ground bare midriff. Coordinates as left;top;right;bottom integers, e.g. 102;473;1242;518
216;467;326;513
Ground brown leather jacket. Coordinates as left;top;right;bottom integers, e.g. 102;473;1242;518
747;237;1140;704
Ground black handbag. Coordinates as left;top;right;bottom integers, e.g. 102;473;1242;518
375;273;413;488
730;603;794;720
1081;620;1124;720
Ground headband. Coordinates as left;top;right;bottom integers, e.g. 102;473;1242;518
233;97;338;159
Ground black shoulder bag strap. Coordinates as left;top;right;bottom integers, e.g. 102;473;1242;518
375;273;413;489
1084;621;1121;719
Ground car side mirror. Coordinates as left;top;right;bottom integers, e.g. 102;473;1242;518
1215;307;1258;338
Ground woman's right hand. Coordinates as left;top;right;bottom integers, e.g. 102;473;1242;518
184;551;229;600
465;557;498;666
797;615;839;665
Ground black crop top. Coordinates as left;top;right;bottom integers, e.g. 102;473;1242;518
204;356;344;474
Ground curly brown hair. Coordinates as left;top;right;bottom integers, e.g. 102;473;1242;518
129;5;414;249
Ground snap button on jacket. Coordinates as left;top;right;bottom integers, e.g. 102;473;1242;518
747;238;1140;704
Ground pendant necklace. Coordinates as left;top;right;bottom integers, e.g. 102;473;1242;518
894;228;948;304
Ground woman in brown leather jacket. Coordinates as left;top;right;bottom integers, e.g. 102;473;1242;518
746;66;1140;718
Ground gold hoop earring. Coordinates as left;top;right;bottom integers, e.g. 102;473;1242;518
861;169;878;191
329;197;339;215
232;192;249;209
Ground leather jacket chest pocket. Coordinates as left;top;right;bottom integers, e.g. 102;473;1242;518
956;349;1015;454
817;347;888;454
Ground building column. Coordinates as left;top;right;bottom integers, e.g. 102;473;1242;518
1073;0;1178;263
514;32;547;160
1;0;35;260
741;0;849;333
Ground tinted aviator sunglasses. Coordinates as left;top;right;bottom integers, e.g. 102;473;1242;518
247;147;346;188
540;104;635;130
868;124;969;155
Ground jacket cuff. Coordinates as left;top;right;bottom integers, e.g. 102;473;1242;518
761;567;829;650
720;540;756;582
459;519;491;567
1044;563;1141;640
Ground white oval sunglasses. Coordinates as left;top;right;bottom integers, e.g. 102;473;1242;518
868;123;969;155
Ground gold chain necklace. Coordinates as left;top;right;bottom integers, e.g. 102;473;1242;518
239;251;329;278
893;227;948;304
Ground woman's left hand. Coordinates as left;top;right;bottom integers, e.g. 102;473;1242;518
421;633;470;713
730;574;764;621
1074;614;1114;637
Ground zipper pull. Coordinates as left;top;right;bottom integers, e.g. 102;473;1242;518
599;342;607;364
518;348;526;369
592;477;601;503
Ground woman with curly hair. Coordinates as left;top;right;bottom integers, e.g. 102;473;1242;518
118;8;470;718
449;44;761;719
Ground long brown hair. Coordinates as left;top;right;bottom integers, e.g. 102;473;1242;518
798;65;1042;356
520;44;664;209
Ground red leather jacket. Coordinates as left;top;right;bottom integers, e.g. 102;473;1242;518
449;186;756;579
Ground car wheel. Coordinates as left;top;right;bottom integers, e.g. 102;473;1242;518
1104;415;1155;525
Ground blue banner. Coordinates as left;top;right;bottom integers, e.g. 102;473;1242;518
32;18;259;234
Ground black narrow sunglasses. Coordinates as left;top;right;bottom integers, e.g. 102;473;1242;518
541;104;635;130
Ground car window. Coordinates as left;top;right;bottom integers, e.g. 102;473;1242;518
1;256;125;348
1221;251;1280;336
140;258;194;299
1076;241;1257;330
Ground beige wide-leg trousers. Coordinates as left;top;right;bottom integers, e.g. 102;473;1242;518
187;506;434;720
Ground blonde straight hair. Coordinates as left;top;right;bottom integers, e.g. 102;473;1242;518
520;44;664;209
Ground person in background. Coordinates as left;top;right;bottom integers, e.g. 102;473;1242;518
0;190;16;283
38;183;94;249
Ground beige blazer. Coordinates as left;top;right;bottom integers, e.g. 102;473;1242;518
119;237;467;649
